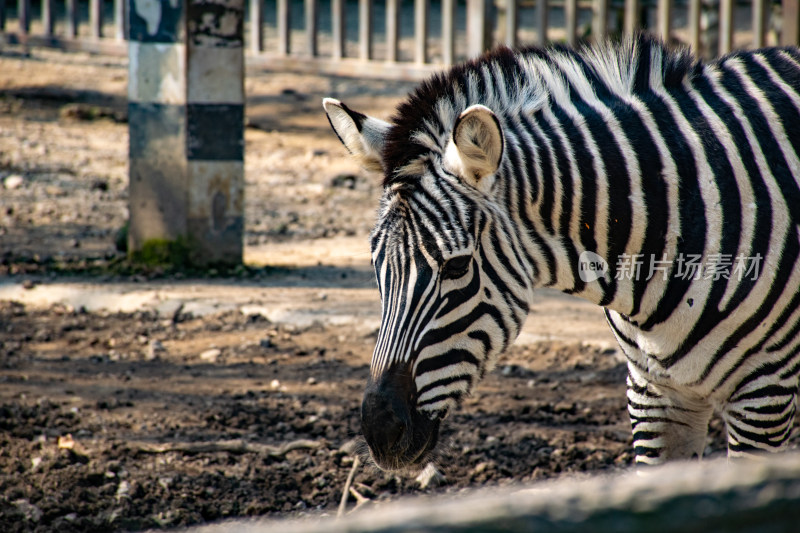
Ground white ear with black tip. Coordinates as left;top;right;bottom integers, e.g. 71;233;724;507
444;104;504;190
323;98;390;173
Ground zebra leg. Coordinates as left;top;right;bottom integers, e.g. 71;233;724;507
627;365;714;465
723;373;799;459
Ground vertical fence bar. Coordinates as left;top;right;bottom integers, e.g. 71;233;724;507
278;0;290;54
251;0;264;52
536;0;547;45
719;0;732;54
332;0;344;58
442;0;455;64
115;0;126;40
359;0;372;60
753;0;767;48
66;0;78;37
305;0;318;56
386;0;399;62
624;0;638;37
593;0;607;42
688;0;700;53
90;0;103;38
466;0;489;57
783;1;800;46
657;0;670;42
42;0;55;36
565;0;577;46
414;0;429;63
18;0;30;33
505;0;517;47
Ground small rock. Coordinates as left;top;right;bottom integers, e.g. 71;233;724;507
306;377;317;385
415;463;445;489
21;279;36;290
200;348;221;362
270;379;281;389
259;338;273;349
473;461;490;474
3;174;24;190
13;499;42;522
116;480;130;501
57;434;75;450
146;340;165;361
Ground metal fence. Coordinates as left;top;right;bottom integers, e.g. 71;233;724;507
0;0;798;79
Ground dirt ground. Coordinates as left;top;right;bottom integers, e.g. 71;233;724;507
0;47;797;533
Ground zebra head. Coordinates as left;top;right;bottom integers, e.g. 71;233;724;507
324;97;532;472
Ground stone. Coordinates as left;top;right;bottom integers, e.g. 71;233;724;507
3;174;23;189
200;348;221;362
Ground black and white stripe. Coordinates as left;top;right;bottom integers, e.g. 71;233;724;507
326;35;800;466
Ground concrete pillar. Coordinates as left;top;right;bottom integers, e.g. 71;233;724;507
127;0;244;268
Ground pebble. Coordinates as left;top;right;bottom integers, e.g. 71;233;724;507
3;174;24;189
200;348;221;362
146;340;165;361
13;499;42;522
259;338;272;349
115;480;130;501
306;377;317;385
473;462;490;474
270;379;281;389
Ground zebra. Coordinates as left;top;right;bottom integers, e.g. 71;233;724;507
323;34;800;470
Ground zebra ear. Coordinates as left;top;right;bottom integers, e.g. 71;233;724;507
323;98;389;173
446;104;504;188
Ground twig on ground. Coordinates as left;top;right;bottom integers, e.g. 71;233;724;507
337;455;360;518
131;438;321;457
348;487;371;510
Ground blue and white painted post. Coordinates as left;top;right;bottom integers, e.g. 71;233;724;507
127;0;244;267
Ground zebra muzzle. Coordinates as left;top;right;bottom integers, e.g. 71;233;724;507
360;373;441;471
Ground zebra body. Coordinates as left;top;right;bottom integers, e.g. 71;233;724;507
323;35;800;469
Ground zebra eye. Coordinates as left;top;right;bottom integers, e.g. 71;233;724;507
441;255;472;280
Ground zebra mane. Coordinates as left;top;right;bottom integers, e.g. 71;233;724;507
382;33;698;187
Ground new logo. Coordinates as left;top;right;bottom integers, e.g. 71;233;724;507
578;251;608;283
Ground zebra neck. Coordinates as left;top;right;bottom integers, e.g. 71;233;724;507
513;101;677;321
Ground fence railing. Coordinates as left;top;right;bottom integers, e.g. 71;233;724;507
0;0;797;79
